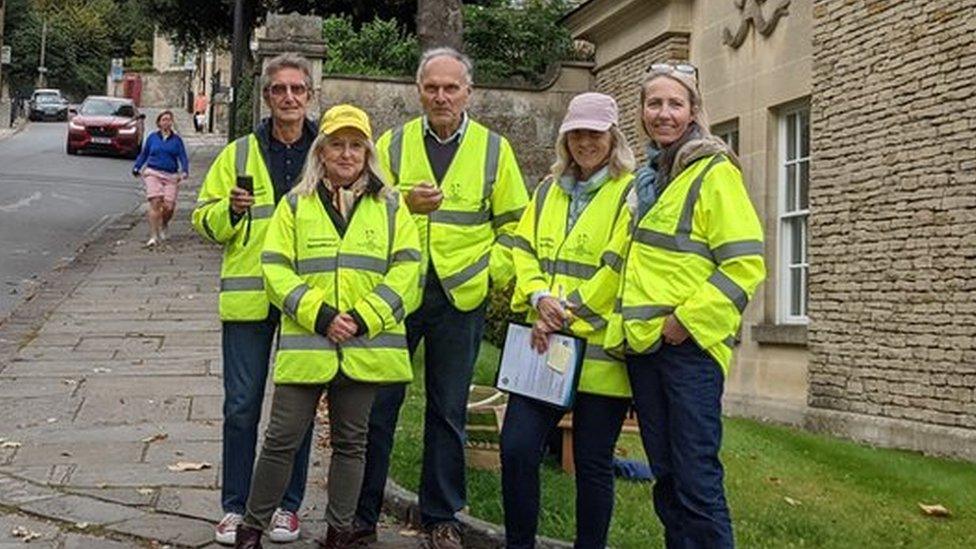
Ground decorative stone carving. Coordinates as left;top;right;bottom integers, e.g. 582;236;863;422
722;0;791;49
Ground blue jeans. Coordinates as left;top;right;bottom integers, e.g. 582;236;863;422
500;393;629;549
626;340;734;549
356;275;486;529
221;313;313;514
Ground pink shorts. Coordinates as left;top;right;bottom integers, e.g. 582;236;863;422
144;168;181;205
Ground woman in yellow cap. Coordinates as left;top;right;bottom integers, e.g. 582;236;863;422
234;105;421;549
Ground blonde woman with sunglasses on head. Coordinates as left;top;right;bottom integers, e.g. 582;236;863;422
604;63;766;548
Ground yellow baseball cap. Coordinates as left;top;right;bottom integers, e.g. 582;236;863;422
319;104;372;140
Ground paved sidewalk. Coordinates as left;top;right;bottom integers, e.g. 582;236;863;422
0;146;421;548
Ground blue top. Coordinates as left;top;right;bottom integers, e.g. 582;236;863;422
133;131;189;175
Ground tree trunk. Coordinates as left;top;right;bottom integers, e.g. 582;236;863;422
417;0;463;52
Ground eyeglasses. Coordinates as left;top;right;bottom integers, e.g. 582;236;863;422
268;83;308;98
648;63;699;79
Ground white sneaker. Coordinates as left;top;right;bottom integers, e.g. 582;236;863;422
145;236;158;248
214;512;243;545
268;508;300;542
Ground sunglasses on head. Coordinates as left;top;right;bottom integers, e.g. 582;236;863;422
648;63;699;79
268;83;308;97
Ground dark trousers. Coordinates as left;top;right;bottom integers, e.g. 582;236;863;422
221;315;313;514
356;275;486;529
627;340;734;549
500;393;629;549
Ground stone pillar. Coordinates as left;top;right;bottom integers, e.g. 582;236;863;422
253;12;327;124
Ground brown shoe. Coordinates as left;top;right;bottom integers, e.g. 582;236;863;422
347;520;378;545
318;525;358;548
234;523;263;549
428;522;462;549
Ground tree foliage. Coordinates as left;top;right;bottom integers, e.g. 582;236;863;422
321;15;418;77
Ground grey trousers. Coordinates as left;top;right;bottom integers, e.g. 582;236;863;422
243;373;377;530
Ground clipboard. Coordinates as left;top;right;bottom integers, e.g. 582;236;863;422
494;321;586;410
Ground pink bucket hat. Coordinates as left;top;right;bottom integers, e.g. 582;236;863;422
559;92;619;134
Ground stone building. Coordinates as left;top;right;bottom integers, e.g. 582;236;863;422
564;0;976;459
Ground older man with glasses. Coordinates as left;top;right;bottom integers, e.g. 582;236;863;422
192;53;319;546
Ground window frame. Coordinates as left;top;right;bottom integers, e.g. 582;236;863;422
777;104;810;325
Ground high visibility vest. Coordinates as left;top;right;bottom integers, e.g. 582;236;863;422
261;187;421;384
192;135;277;321
512;171;635;398
375;117;528;311
605;155;766;374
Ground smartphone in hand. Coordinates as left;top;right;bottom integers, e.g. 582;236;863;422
236;174;254;195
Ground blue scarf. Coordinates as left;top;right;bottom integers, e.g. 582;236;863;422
635;144;662;222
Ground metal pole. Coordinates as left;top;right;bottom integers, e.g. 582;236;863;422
37;18;47;88
228;0;245;142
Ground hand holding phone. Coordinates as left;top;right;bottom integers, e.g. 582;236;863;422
230;175;255;214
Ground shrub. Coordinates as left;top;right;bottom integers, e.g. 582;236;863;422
484;281;524;349
321;15;420;78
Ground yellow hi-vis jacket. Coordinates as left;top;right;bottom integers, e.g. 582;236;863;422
605;154;766;374
261;185;421;384
375;116;529;311
512;171;635;398
192;134;277;320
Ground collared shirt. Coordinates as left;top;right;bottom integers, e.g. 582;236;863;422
267;125;315;200
422;112;469;183
558;165;611;234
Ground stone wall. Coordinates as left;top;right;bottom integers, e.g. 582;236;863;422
593;34;690;161
135;72;191;109
809;0;976;432
318;62;594;188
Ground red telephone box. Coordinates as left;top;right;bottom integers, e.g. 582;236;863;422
122;73;143;107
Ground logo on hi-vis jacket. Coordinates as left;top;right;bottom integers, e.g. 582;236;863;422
567;233;590;257
359;227;381;253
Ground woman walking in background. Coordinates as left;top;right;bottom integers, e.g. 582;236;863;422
133;110;189;247
605;63;766;548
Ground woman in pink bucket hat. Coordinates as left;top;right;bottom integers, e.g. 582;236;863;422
500;92;636;548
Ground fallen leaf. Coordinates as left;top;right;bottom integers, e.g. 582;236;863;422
75;521;90;529
918;502;951;517
92;367;112;373
10;526;42;541
141;433;168;444
784;496;802;507
766;476;782;485
137;488;155;495
60;451;72;457
46;417;57;423
0;441;22;449
166;461;212;472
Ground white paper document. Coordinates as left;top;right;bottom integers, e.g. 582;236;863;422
495;323;584;408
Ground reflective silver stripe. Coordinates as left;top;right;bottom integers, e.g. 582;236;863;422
601;251;623;272
430;210;491;226
533;178;554;238
492;207;523;229
708;270;749;313
279;334;334;351
392;248;422;263
374;284;404;322
338;254;388;274
540;259;598;280
261;251;292;266
512;235;534;254
283;284;309;318
722;336;736;349
585;343;617;362
633;228;713;262
622;305;674;321
388;126;404;184
287;193;298;215
386;192;398;260
495;234;514;249
343;333;408;350
441;253;489;290
196;198;221;208
712;240;764;263
296;257;336;274
251;204;274;219
482;131;502;201
567;290;607;331
677;155;724;235
220;277;264;291
235;136;249;176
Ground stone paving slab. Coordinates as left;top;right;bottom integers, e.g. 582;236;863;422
3;442;144;466
67;463;218;489
74;395;192;425
108;513;215;547
19;494;146;526
0;358;210;378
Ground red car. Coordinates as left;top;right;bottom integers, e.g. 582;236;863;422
67;96;145;159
